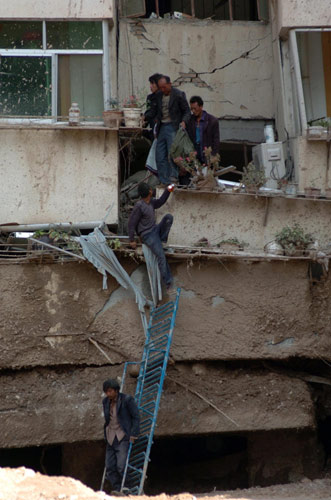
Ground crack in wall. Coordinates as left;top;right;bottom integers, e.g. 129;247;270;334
198;43;260;75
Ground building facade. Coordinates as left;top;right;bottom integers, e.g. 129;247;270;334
0;0;331;494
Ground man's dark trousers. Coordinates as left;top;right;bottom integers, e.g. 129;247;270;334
105;436;129;491
142;214;173;287
155;123;178;184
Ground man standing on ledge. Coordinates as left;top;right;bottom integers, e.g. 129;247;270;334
146;75;191;185
102;379;140;494
187;95;220;163
128;182;174;293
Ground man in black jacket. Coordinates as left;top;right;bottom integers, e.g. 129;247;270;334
144;73;162;139
102;379;140;493
145;75;191;185
187;95;220;163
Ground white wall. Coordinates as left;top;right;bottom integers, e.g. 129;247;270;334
0;129;118;226
0;0;113;19
118;19;274;119
157;188;331;250
275;0;331;37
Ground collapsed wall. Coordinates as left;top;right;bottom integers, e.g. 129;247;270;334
0;257;330;491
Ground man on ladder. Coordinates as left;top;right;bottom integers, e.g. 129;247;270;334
102;379;140;494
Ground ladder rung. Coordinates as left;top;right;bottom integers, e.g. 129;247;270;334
140;407;154;417
146;335;169;349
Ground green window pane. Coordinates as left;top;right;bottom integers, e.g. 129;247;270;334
46;22;103;50
0;57;52;117
58;55;103;121
0;21;43;49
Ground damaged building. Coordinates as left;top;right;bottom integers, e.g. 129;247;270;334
0;0;331;494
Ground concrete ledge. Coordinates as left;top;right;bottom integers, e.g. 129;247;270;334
0;364;314;448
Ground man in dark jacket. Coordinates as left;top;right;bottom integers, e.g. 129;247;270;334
144;73;162;139
102;379;140;493
128;182;174;292
145;75;191;185
187;95;220;163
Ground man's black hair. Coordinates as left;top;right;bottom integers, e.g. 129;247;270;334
159;75;171;84
103;378;120;392
149;73;162;84
190;95;204;107
138;182;151;198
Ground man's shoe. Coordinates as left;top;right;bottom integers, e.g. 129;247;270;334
110;491;123;497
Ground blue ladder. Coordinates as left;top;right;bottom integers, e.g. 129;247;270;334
120;288;181;495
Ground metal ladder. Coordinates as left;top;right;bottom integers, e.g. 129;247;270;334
120;288;181;494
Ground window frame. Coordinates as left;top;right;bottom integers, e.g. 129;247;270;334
289;27;331;138
122;0;268;21
0;20;110;123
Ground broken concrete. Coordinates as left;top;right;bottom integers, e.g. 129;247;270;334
0;364;315;449
0;258;331;372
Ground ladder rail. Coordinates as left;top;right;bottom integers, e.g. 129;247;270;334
121;289;181;494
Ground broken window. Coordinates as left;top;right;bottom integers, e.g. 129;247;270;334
290;29;331;135
121;0;269;21
0;21;107;121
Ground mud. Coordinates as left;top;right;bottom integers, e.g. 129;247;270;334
1;467;331;500
0;363;315;448
0;259;330;372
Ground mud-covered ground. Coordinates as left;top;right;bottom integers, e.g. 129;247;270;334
1;468;331;500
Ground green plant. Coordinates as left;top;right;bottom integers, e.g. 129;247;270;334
308;117;331;128
242;161;266;189
107;238;121;250
217;238;248;249
275;223;313;254
32;229;81;253
174;147;221;178
108;97;120;110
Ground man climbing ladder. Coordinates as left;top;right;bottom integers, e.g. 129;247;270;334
128;182;175;294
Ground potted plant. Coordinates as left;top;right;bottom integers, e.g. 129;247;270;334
217;238;248;252
103;98;123;128
242;162;266;194
122;94;144;128
174;147;221;190
275;223;313;256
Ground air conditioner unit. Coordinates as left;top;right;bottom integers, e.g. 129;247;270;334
252;142;286;190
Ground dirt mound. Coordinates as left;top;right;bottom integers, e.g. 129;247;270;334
1;467;331;500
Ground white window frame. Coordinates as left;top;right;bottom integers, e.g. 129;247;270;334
289;27;331;139
0;20;110;124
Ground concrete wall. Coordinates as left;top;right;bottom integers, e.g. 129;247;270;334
274;0;331;38
1;260;330;371
118;19;274;119
291;136;330;192
0;364;314;448
0;258;326;447
0;0;113;19
0;129;118;226
158;190;331;249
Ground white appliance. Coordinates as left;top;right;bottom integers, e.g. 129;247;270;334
252;142;286;190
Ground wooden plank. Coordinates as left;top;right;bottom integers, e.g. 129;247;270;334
322;32;331;117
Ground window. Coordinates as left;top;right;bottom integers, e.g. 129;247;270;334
0;21;109;121
121;0;269;21
289;28;331;135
